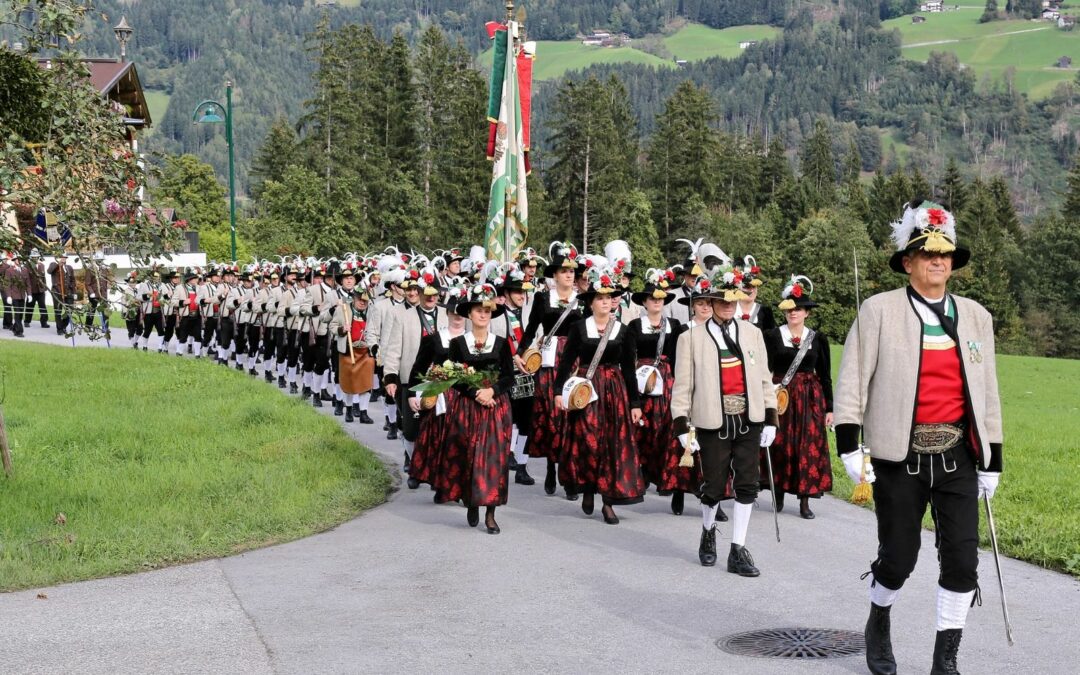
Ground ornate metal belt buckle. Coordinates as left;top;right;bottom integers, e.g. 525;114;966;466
722;395;747;416
912;423;963;455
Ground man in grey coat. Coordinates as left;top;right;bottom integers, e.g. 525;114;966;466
834;199;1003;675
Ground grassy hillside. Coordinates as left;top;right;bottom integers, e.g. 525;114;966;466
144;89;171;127
478;22;780;81
885;8;1080;98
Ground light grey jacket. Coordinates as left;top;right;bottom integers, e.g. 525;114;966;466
671;318;777;432
381;305;447;387
834;288;1004;469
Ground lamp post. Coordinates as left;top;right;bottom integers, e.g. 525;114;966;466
192;82;236;261
113;16;133;62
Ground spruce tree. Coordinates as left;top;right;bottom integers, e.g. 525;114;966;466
1063;153;1080;221
938;157;967;213
799;119;836;210
250;116;299;200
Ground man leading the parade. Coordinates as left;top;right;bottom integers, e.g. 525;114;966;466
834;199;1004;675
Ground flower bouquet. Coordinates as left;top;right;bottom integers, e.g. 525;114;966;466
410;361;500;408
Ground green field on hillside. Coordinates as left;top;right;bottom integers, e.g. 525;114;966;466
885;8;1080;98
827;345;1080;578
478;23;779;81
144;89;171;127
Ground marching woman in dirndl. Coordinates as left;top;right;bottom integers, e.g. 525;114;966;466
407;284;470;492
628;268;695;516
520;242;584;497
762;275;833;519
554;267;644;524
437;285;516;534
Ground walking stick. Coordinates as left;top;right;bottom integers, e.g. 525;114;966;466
763;444;781;543
850;249;873;505
983;494;1015;646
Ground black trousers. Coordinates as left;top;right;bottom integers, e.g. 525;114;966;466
84;297;102;327
24;292;48;325
246;324;262;358
201;316;219;349
511;390;534;436
233;321;248;356
871;447;980;593
396;390;420;442
697;421;762;506
176;315;201;344
286;329;302;368
274;326;289;364
163;314;177;344
307;334;330;376
125;317;140;340
51;292;74;332
1;296;11;328
141;312;165;338
7;299;25;335
217;317;235;355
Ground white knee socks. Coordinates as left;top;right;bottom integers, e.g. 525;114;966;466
731;502;752;546
701;502;719;530
869;574;900;608
936;586;974;630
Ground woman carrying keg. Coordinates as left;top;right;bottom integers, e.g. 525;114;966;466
554;267;644;524
520;242;584;498
629;268;694;515
762;275;833;519
435;284;516;533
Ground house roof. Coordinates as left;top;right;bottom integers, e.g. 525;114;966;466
36;58;151;129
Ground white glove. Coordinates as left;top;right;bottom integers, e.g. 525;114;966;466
89;293;96;299
841;450;876;485
4;297;10;304
677;433;700;453
977;471;1000;500
759;425;777;447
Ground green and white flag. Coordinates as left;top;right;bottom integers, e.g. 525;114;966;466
485;22;528;262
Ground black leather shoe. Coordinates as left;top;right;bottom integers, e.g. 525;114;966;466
351;403;360;416
345;408;354;423
358;411;374;424
312;396;323;408
236;364;244;371
485;513;500;535
407;477;420;490
322;391;333;401
799;497;815;520
514;465;535;485
289;383;298;394
865;603;897;675
671;491;684;515
277;376;287;389
581;492;595;516
565;490;579;502
301;385;311;399
698;526;717;566
544;462;556;495
726;544;760;577
774;491;785;512
601;504;619;525
383;418;390;431
41;323;49;328
716;505;729;522
508;454;518;471
387;426;398;440
930;628;962;675
265;372;273;383
334;401;344;416
467;506;479;528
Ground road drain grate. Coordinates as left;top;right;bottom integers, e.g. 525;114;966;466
716;628;865;659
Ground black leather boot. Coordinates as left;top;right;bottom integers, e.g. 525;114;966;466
387;425;398;440
544;460;556;495
864;603;897;675
351;403;360;416
312;395;323;408
277;376;287;389
407;476;420;489
698;526;717;566
301;385;311;399
265;371;273;383
671;490;684;515
357;410;374;424
726;544;760;577
334;400;345;417
514;465;535;485
402;451;410;474
321;390;333;401
289;382;298;395
466;506;479;528
930;629;962;675
345;406;354;423
383;417;390;431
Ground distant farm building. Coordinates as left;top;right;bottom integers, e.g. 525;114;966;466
738;40;759;49
920;1;943;12
1056;55;1073;68
581;31;629;47
912;15;927;23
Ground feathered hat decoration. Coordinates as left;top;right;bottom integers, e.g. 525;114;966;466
777;275;817;310
888;197;970;273
710;264;750;303
738;255;764;288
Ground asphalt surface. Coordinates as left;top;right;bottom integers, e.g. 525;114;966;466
1;325;1078;674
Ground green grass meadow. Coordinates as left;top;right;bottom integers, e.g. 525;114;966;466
478;22;779;81
143;89;171;127
0;342;391;591
885;8;1080;98
827;346;1080;578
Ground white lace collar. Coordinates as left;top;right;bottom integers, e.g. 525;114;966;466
438;327;464;349
639;315;671;334
465;331;497;355
549;289;578;309
585;316;622;339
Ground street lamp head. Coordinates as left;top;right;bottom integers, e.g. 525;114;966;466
113;16;133;62
193;102;226;124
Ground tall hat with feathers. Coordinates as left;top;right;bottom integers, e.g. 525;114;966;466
500;262;535;293
736;254;764;288
456;283;504;318
575;253;608;279
514;247;546;268
544;241;579;277
577;262;623;305
709;264;750;303
676;238;731;277
777;275;818;310
416;262;443;297
889;197;969;273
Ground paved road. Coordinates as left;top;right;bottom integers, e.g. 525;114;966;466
1;326;1078;674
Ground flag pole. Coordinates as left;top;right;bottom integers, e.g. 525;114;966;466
503;0;515;265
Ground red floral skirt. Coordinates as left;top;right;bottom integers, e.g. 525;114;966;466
410;389;457;486
559;365;645;504
436;393;513;507
635;357;701;494
761;371;833;497
526;336;568;461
